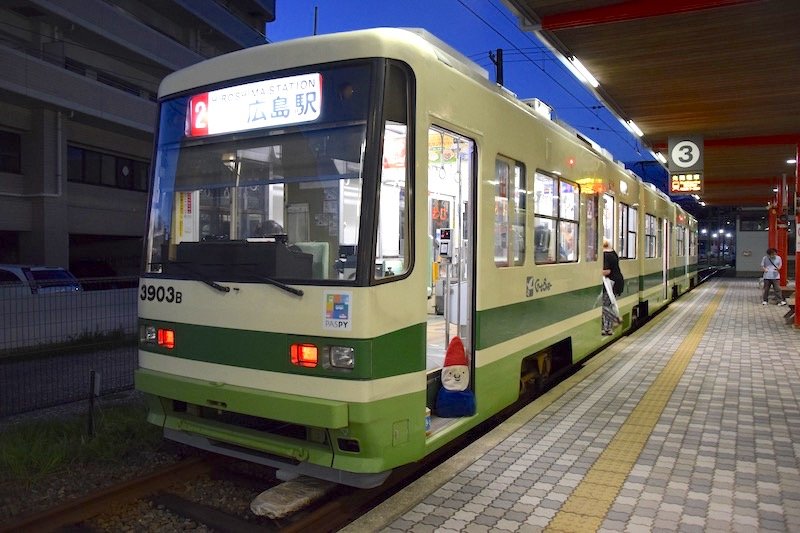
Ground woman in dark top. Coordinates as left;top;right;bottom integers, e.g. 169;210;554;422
601;239;624;335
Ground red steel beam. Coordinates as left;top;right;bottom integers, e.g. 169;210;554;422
701;197;771;206
540;0;757;31
704;177;777;187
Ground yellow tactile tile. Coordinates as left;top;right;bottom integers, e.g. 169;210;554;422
592;458;635;474
546;511;603;533
542;290;724;530
582;470;628;488
570;482;618;501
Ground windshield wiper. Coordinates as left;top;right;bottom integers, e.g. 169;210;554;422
165;262;230;293
241;268;304;297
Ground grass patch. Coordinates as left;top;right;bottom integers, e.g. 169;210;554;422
0;402;163;484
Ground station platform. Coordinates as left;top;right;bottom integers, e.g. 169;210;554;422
345;278;800;532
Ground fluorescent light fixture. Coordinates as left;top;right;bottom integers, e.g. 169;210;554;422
699;201;706;206
692;194;700;200
773;187;779;192
627;120;644;137
618;118;644;137
568;56;599;88
650;150;667;165
788;159;797;164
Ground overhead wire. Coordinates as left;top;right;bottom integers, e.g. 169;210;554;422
455;0;644;157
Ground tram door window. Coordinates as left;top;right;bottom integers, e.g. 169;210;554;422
426;126;474;374
645;214;657;258
493;157;525;267
602;193;614;249
585;194;598;262
618;203;637;259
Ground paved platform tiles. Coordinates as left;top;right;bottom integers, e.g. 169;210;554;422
345;278;800;532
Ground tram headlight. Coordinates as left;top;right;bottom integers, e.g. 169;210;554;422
328;346;355;369
141;325;157;343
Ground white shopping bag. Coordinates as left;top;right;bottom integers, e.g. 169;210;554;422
602;276;620;320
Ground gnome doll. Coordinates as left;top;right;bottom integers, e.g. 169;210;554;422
435;336;476;417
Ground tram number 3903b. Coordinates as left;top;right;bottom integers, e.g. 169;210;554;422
140;284;183;303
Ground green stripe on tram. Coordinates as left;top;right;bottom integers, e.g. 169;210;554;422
475;282;620;350
140;319;426;379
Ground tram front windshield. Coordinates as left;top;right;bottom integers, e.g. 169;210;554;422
144;62;379;284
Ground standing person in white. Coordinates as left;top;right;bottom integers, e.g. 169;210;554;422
761;247;787;306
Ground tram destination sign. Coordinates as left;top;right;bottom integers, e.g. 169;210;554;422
187;73;322;137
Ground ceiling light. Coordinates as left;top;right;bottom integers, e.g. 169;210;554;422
651;151;667;164
619;118;643;137
788;159;797;164
567;56;599;88
627;120;644;137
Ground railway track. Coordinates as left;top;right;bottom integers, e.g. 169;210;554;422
1;363;585;532
0;456;213;532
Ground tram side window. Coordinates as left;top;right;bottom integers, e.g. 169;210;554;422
494;158;525;267
645;213;657;258
618;202;637;259
534;171;579;264
676;225;685;256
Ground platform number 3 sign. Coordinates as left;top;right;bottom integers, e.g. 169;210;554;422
667;136;704;172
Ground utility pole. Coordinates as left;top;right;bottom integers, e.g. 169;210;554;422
489;48;503;86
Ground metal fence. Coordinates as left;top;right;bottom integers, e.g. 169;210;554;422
0;277;139;417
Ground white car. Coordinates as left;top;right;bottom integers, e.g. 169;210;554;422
0;264;82;294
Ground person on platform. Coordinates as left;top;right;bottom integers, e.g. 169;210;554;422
761;247;787;306
601;239;624;335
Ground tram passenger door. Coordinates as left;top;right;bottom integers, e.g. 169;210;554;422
425;126;475;424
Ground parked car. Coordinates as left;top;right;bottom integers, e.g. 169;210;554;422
0;264;82;294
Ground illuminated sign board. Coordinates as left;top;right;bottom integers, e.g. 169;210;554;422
187;73;322;137
669;172;703;194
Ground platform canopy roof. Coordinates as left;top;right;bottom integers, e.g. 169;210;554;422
503;0;800;208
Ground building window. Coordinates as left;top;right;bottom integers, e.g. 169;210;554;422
0;131;22;174
68;145;149;191
645;213;657;258
494;157;525;267
534;171;579;264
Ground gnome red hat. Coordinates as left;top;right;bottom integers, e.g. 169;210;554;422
441;336;469;392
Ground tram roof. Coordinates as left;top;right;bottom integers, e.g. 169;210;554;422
503;0;800;208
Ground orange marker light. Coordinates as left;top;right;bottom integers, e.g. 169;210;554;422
290;343;318;367
157;328;175;349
